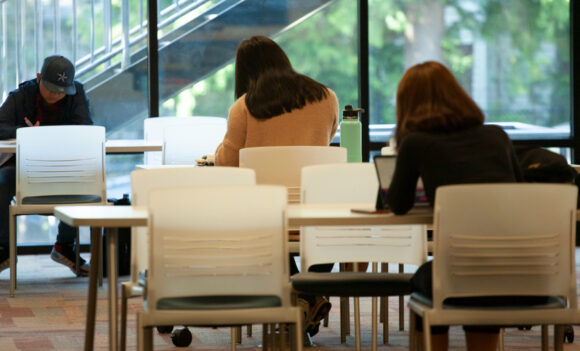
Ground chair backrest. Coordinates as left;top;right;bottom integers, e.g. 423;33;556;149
432;183;577;309
129;166;256;285
299;162;427;271
301;163;378;204
146;184;289;309
239;146;347;204
143;116;226;166
15;125;106;205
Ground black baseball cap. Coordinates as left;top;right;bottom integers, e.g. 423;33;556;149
40;55;76;95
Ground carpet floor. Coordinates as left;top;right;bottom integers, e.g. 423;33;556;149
1;253;580;350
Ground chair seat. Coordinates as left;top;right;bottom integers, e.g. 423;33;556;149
157;295;282;310
292;271;414;297
410;292;566;311
21;194;102;205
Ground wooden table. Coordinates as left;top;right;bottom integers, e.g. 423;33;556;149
0;139;162;153
53;205;148;351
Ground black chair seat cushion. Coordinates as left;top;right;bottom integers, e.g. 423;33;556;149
410;292;566;311
157;295;282;310
22;194;102;204
292;272;414;297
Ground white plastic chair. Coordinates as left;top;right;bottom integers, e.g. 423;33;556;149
9;125;107;296
120;166;256;351
295;163;427;351
408;183;579;351
143;116;226;166
239;146;347;204
137;184;302;351
292;213;427;351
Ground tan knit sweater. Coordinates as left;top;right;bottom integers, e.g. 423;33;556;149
214;89;339;167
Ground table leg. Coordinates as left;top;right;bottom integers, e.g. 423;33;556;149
107;228;119;351
85;227;102;351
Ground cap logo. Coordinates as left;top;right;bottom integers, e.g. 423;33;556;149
57;72;68;83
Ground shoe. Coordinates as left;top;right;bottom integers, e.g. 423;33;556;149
306;297;331;337
0;245;8;273
50;243;89;277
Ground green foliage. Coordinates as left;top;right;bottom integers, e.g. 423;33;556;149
166;0;570;131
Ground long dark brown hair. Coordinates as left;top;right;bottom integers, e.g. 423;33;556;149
394;61;484;147
234;36;328;119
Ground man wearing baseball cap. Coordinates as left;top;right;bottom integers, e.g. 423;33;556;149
0;55;93;276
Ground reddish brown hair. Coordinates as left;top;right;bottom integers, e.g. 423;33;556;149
394;61;484;148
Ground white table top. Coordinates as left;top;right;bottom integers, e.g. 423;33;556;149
287;203;434;227
0;139;162;154
54;205;149;227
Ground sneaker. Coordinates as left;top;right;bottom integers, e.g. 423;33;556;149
0;245;8;273
50;243;89;277
305;297;331;337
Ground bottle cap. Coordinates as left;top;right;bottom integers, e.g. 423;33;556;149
343;105;365;119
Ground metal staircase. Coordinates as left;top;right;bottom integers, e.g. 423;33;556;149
0;0;334;136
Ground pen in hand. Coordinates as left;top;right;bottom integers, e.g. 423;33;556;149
24;117;39;127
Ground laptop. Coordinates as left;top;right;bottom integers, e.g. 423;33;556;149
351;155;427;214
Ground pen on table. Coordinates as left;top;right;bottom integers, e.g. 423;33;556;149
24;117;34;127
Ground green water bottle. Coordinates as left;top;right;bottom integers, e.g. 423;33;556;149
340;105;363;162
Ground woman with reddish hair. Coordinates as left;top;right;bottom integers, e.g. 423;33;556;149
385;61;527;351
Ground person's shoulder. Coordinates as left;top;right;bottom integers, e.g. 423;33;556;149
73;80;86;90
479;124;510;139
229;94;249;116
14;79;37;92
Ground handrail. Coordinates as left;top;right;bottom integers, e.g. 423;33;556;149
0;0;217;100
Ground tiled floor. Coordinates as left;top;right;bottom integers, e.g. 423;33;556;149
1;253;580;350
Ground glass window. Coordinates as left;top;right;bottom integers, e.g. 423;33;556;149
160;0;359;142
369;0;571;143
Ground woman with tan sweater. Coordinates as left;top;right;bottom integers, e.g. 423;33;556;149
214;35;338;340
214;35;338;166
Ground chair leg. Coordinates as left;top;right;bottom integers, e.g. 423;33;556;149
382;296;388;344
554;325;564;351
262;323;270;351
399;263;405;331
409;310;416;351
323;296;330;327
9;209;16;297
380;262;390;344
423;316;432;351
498;328;504;351
75;227;80;276
340;296;350;343
339;263;350;343
279;323;287;351
120;285;129;351
246;324;252;337
137;314;153;351
294;309;304;351
541;325;549;351
354;296;361;351
371;262;379;350
231;327;237;351
235;326;242;344
372;296;378;351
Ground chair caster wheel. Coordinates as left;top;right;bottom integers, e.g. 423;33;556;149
172;327;193;347
564;325;574;343
157;325;174;334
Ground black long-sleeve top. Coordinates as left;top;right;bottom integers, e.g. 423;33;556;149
385;124;523;214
